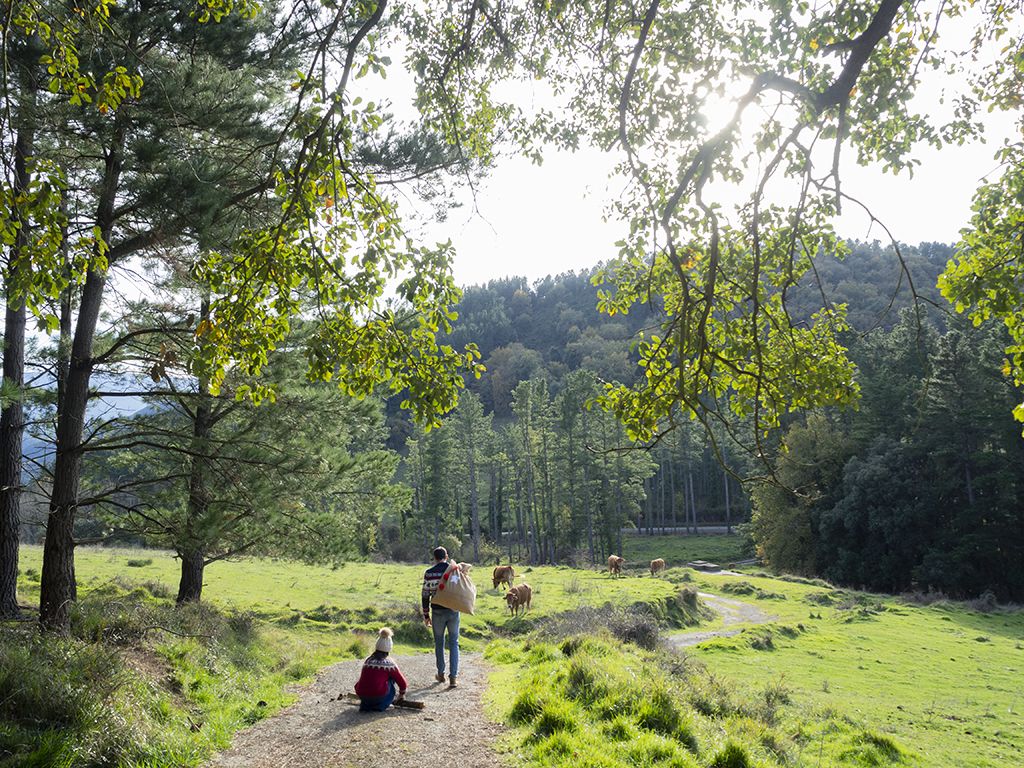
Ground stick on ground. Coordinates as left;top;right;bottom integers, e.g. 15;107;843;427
340;692;425;709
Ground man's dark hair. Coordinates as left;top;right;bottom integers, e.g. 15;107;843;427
433;547;448;561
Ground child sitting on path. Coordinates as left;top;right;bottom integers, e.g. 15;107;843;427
354;628;408;711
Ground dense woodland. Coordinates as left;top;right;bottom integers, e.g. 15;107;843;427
380;240;1023;602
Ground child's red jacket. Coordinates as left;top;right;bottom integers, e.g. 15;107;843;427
354;655;408;698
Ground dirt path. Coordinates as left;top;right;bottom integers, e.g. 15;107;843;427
667;591;778;648
205;591;774;767
206;651;507;768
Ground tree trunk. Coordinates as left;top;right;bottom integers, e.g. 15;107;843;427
0;293;26;620
581;407;595;564
0;125;34;618
543;446;554;564
583;462;594;564
670;436;678;533
40;266;107;631
490;464;499;547
724;466;732;534
177;368;213;604
468;439;480;563
40;120;124;632
177;548;205;604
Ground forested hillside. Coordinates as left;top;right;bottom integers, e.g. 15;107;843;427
382;240;1024;602
394;239;955;433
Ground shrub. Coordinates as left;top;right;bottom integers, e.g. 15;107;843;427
0;628;156;766
971;590;999;613
397;619;431;645
900;589;949;606
610;608;661;650
143;580;174;599
562;576;587;594
347;637;369;658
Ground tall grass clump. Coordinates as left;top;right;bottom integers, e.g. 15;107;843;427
0;624;191;767
486;637;714;767
483;625;912;768
3;574;350;767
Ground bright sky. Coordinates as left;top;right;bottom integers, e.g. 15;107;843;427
428;135;1011;290
383;21;1019;291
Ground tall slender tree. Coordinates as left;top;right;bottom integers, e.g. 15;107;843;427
451;391;491;562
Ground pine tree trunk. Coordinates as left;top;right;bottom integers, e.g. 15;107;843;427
490;464;499;548
40;121;123;632
177;548;205;604
177;377;213;604
468;440;480;563
0;298;26;619
584;462;594;564
0;125;33;619
670;438;678;532
540;432;554;565
514;477;524;562
40;267;107;631
724;467;731;534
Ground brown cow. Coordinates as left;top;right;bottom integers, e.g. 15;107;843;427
650;558;665;576
608;555;625;577
492;564;516;591
504;583;532;617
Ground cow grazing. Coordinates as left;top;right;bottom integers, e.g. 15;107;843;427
650;558;665;576
504;583;532;617
608;555;625;577
492;564;516;591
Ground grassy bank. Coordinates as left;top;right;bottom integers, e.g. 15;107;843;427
680;571;1023;767
7;543;1021;767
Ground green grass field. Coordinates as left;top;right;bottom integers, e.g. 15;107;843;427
681;571;1024;768
621;530;753;568
17;545;685;651
14;541;1023;767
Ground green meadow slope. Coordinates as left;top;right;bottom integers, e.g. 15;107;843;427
12;544;1022;767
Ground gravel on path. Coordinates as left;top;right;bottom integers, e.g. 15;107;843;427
206;650;508;768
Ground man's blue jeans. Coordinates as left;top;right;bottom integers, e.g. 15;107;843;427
431;606;460;678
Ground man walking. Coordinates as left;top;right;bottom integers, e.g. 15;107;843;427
422;546;460;688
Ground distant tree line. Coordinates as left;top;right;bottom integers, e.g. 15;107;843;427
17;232;1020;604
381;241;1022;602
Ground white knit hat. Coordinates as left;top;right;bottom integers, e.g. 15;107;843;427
375;627;394;653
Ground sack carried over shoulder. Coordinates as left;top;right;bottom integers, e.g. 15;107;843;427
430;561;476;615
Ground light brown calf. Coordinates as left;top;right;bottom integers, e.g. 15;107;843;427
504;583;532;617
608;555;625;577
650;558;665;576
492;564;516;591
